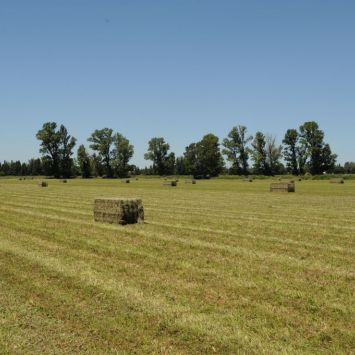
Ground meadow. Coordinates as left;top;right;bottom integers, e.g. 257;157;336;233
0;177;354;354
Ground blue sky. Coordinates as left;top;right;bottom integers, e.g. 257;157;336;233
1;0;354;166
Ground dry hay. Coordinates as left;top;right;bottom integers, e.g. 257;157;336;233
38;181;48;187
270;182;295;193
94;198;144;225
164;180;177;187
185;179;197;184
63;179;68;183
243;178;253;182
330;178;344;184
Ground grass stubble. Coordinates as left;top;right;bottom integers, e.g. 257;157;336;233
0;178;354;354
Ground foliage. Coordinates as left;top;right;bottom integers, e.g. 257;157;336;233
144;137;173;175
1;120;343;178
283;129;301;175
88;128;115;178
222;125;252;175
184;134;224;178
265;134;283;175
77;145;92;178
36;122;76;178
299;121;337;174
59;125;77;178
112;133;134;178
344;161;355;173
251;132;269;175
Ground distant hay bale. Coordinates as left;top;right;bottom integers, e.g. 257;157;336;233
63;179;67;183
330;178;344;184
164;180;177;187
38;181;48;187
243;178;253;182
94;198;144;225
185;180;197;184
121;179;130;183
270;182;295;193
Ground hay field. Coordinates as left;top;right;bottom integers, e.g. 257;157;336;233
0;178;354;354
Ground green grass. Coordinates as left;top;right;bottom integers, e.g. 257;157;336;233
0;177;354;354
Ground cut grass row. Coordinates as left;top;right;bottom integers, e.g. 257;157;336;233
0;178;354;353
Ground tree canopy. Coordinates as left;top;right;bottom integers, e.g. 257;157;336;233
9;120;342;179
36;122;76;178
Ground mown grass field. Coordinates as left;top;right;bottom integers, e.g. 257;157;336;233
0;177;354;354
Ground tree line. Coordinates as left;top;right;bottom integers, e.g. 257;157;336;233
1;121;352;178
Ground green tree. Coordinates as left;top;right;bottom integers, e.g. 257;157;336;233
183;143;198;176
175;156;187;175
299;121;325;174
77;145;92;178
59;125;77;178
344;162;355;173
297;144;308;175
283;129;299;175
197;134;224;178
28;158;42;176
165;152;176;175
1;161;10;175
36;122;76;178
222;125;253;175
184;134;224;178
21;162;28;176
112;133;134;178
91;153;104;177
88;128;114;178
144;137;172;175
251;132;269;175
36;122;62;178
321;144;337;173
265;135;282;175
298;121;337;174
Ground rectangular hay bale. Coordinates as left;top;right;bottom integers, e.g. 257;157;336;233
163;180;177;186
330;178;344;184
38;181;48;187
94;198;144;225
184;180;196;184
270;182;295;193
243;178;253;182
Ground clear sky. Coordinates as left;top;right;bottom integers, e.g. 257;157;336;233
1;0;354;166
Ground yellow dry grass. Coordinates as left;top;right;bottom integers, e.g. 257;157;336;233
0;177;354;354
